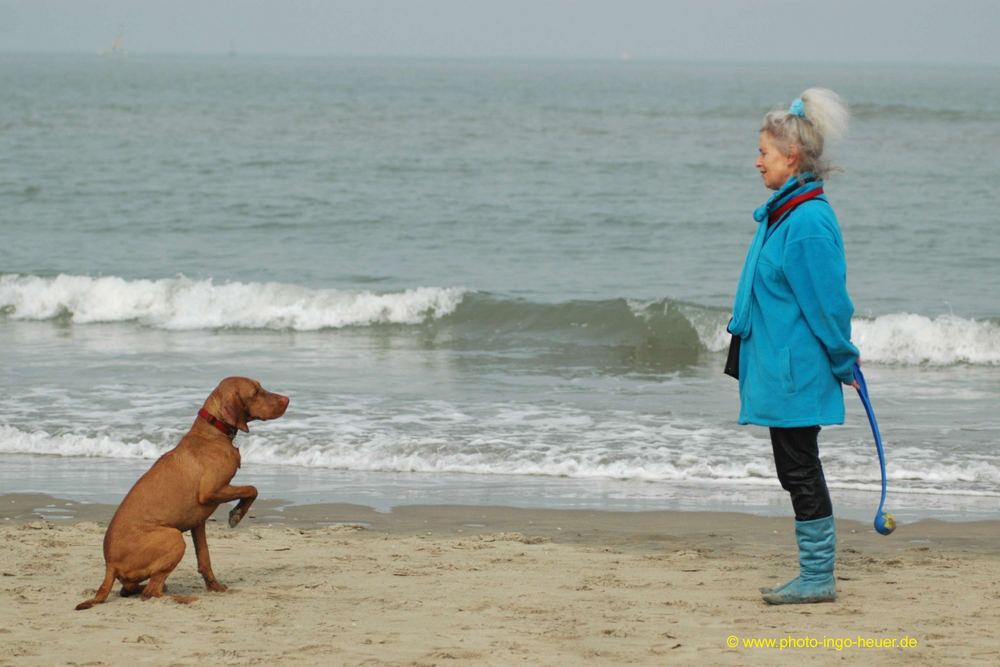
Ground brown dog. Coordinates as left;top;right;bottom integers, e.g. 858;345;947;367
75;377;289;610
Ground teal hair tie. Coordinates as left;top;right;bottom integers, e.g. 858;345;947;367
788;98;806;118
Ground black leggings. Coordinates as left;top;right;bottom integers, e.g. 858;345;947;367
770;426;833;521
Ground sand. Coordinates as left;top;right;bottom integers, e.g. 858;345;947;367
2;492;998;666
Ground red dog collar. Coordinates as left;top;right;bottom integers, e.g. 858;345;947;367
198;408;238;439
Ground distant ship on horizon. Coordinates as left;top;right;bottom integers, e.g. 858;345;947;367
101;28;127;58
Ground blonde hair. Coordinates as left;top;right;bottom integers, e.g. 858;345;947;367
761;87;849;179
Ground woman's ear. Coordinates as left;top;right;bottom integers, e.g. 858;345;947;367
786;143;801;171
219;388;250;433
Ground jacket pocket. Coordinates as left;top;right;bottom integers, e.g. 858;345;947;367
778;347;794;393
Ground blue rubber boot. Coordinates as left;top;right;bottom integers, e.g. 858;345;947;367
762;515;837;604
759;577;796;595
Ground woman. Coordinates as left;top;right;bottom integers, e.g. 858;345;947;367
728;88;859;605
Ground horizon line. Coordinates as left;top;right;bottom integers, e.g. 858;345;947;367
1;50;997;69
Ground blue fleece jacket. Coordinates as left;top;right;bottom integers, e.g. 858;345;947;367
730;175;859;427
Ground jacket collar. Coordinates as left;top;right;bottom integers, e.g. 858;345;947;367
753;172;820;223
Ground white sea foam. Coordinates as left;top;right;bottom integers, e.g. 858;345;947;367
695;318;732;352
3;422;997;498
693;311;1000;365
0;274;466;330
0;425;169;460
853;313;1000;366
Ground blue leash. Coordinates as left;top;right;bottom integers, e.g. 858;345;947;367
852;363;896;535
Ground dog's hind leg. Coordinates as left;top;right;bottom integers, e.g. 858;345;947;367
138;528;197;604
143;572;197;604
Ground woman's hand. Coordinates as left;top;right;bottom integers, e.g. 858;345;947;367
846;357;862;390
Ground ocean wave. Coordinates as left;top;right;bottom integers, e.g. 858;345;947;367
0;425;170;461
691;310;1000;367
854;313;1000;366
3;424;997;498
0;273;716;364
3;273;999;367
0;274;466;330
434;294;709;364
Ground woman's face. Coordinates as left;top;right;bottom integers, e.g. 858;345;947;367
756;132;798;190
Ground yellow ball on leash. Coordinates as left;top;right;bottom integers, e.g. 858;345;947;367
876;511;896;535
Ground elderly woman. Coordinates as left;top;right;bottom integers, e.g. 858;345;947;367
727;88;859;605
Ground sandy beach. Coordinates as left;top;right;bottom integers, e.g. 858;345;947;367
1;493;998;666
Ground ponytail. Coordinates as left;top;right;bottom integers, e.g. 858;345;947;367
761;87;849;179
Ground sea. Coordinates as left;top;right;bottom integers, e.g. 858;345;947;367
2;54;998;524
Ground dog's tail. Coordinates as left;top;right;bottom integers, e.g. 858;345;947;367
75;563;116;610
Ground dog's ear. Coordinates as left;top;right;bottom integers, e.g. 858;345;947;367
218;387;250;433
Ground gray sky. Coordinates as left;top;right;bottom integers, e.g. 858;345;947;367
2;0;998;64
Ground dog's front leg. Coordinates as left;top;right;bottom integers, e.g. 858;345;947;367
191;521;227;592
200;484;258;528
